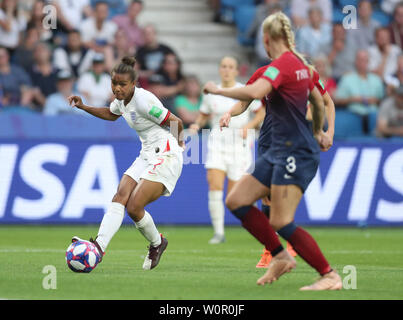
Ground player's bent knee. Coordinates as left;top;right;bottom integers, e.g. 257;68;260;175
269;217;293;231
112;191;131;206
225;194;238;211
126;201;144;220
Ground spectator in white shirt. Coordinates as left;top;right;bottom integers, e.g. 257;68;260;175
369;27;402;81
77;53;113;107
296;7;332;59
0;0;27;51
52;0;92;32
290;0;332;27
79;1;117;53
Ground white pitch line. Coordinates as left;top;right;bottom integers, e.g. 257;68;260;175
0;248;402;254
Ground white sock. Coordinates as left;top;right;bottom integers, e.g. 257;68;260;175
96;202;125;252
135;211;161;247
208;190;225;236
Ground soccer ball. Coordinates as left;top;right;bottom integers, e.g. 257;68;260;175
65;240;101;273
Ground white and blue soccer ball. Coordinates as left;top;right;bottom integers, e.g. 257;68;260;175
65;241;101;273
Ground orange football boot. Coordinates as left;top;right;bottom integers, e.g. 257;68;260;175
256;248;272;268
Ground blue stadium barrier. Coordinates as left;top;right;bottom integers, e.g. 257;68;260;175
1;114;402;226
0;112;136;140
0;138;402;226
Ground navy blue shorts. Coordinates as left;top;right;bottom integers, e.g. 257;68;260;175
257;144;269;157
252;150;320;193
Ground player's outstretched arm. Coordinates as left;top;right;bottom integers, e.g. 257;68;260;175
219;100;254;130
204;79;271;101
189;112;210;134
241;105;265;139
68;95;120;121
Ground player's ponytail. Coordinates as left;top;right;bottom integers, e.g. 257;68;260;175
112;56;138;81
263;12;315;76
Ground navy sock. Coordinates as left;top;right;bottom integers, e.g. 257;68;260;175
231;205;252;220
277;222;297;240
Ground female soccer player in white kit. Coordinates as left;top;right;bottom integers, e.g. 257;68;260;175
190;56;264;244
68;56;184;270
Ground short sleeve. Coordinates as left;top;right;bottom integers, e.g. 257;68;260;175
316;78;327;96
260;65;283;89
199;94;211;115
247;66;267;85
109;99;122;116
137;91;170;125
312;71;326;95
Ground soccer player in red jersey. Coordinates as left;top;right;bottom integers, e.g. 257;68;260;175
250;66;336;268
204;12;341;290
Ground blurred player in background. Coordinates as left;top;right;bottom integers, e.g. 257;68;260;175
204;12;341;290
189;56;265;244
68;56;184;271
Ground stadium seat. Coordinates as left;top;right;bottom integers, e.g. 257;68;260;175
334;109;365;138
221;0;255;8
234;5;256;46
337;0;358;7
219;0;255;24
372;10;391;26
333;8;345;23
368;110;378;135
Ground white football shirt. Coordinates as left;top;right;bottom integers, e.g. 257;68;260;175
110;87;179;158
199;82;261;148
199;82;261;129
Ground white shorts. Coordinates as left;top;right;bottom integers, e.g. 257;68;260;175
124;150;183;197
205;141;253;181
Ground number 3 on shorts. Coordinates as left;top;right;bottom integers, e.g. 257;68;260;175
286;156;296;173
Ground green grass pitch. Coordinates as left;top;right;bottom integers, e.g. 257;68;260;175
0;225;403;300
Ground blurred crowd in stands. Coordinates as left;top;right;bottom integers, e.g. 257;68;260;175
0;0;201;126
212;0;403;138
0;0;402;139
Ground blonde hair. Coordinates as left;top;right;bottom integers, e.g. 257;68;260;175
262;12;315;75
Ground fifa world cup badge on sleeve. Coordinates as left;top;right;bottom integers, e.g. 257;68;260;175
264;66;279;81
149;106;163;118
